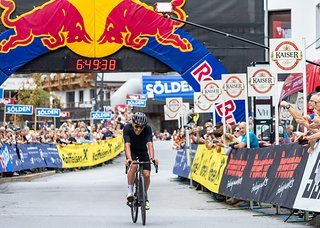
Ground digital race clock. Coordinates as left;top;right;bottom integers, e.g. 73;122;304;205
68;58;120;72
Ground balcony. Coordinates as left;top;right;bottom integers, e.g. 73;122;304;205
41;73;95;91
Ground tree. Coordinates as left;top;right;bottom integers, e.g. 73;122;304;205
13;73;61;125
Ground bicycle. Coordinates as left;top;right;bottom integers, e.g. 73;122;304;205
125;160;158;226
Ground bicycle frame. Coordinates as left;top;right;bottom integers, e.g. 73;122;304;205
126;160;158;225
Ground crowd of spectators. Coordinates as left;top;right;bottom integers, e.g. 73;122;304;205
0;110;132;147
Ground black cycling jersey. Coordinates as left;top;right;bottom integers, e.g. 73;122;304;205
123;123;153;153
123;123;153;170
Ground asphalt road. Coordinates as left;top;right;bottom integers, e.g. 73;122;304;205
0;140;305;227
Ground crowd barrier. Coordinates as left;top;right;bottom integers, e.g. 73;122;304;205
0;135;124;172
173;143;320;212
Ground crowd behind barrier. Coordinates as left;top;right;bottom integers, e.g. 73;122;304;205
0;135;124;173
0;108;172;175
172;112;320;221
173;137;320;214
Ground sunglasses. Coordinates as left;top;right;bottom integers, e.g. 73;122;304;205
133;124;145;130
235;129;240;132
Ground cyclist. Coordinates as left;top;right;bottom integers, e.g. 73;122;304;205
123;112;158;210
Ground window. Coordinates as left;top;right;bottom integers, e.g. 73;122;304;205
269;10;291;38
90;89;95;99
79;90;84;104
66;91;75;107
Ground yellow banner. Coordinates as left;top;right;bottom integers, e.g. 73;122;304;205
191;144;228;193
58;135;124;168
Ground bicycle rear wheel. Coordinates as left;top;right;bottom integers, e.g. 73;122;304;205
131;183;139;223
139;175;147;225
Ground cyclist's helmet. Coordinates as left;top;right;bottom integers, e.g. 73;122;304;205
132;112;147;126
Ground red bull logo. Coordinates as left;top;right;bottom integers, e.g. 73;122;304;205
0;0;92;53
0;0;192;57
98;0;193;52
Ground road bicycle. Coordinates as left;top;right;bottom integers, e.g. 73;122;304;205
125;160;158;225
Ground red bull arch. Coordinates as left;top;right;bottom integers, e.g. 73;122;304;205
0;0;245;122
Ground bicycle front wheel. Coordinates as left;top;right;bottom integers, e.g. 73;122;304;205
131;183;139;223
139;175;147;225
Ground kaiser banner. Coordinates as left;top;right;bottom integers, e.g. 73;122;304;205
194;92;215;113
222;74;247;100
247;66;277;97
270;38;305;74
166;98;183;118
200;80;223;103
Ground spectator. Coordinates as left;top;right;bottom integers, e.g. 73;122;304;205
233;125;243;142
195;122;213;144
233;122;259;149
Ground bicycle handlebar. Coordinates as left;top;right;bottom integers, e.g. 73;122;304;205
125;161;158;174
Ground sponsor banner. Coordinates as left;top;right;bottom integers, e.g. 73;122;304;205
114;105;129;113
58;135;124;168
218;143;308;207
222;74;247;100
247;66;277;97
215;100;239;126
142;76;194;100
18;144;47;170
194;92;215;113
166;97;183;115
91;111;112;120
0;98;14;105
172;144;197;179
38;144;62;168
60;111;70;118
5;104;33;115
126;94;147;100
7;144;23;172
0;144;14;172
293;144;320;212
270;38;305;74
164;105;179;120
191;145;228;193
255;104;272;120
36;108;61;117
181;53;227;92
201;80;223;103
126;99;147;107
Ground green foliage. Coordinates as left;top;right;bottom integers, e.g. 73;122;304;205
16;73;60;108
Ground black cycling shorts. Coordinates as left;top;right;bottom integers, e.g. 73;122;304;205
131;150;151;171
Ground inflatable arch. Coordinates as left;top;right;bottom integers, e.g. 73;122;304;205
0;0;245;121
